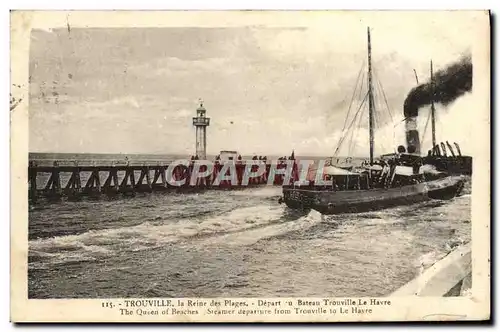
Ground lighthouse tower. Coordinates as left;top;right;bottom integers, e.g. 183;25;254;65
192;99;210;160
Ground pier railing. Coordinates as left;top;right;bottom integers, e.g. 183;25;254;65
28;160;300;201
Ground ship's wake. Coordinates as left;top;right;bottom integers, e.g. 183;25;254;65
28;202;296;269
202;209;324;246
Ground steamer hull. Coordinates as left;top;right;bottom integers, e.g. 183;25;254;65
282;176;465;215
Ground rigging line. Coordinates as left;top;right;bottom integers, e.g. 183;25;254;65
347;101;364;156
375;82;387;138
371;81;381;131
374;68;394;125
377;77;394;125
372;81;392;153
347;103;364;157
377;79;394;123
372;72;386;131
344;92;368;140
333;61;366;155
374;88;391;151
371;71;387;141
354;70;366;133
397;116;410;125
348;99;367;156
340;61;366;135
373;101;385;151
348;69;366;143
346;101;361;155
347;120;356;156
334;91;369;156
421;109;432;147
357;71;366;103
371;82;377;131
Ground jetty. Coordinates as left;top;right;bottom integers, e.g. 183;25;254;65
28;159;299;202
29;97;472;202
29;101;304;202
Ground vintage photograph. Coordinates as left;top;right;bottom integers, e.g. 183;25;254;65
11;10;490;321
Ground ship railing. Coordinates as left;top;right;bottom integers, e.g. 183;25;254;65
390;242;471;297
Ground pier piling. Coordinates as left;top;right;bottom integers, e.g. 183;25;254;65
28;159;300;201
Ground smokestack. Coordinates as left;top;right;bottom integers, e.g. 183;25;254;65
403;55;472;154
405;117;420;154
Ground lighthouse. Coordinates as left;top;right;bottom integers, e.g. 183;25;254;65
192;99;210;160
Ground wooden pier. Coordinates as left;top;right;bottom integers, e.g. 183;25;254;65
28;160;299;202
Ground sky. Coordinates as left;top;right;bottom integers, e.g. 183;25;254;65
28;12;480;157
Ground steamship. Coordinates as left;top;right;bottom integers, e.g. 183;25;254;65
405;56;473;176
280;27;466;215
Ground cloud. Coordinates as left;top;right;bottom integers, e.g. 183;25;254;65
130;56;236;78
110;96;140;108
169;109;192;119
28;22;478;156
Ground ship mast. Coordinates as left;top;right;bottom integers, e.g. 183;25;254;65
367;27;375;164
430;60;437;149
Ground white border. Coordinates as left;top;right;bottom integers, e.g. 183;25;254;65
4;1;498;331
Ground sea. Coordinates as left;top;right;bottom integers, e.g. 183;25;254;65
28;153;471;299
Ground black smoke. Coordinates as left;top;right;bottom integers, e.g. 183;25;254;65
403;55;472;118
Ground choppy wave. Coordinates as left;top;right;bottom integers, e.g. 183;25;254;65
28;183;471;298
230;186;282;197
29;203;288;269
204;209;324;246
